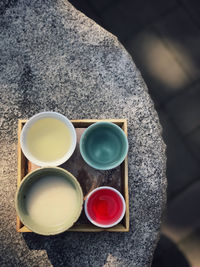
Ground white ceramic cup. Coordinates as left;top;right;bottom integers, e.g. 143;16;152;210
20;111;77;167
84;186;126;228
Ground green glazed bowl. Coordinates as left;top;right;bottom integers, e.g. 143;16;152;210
15;167;83;235
80;122;128;170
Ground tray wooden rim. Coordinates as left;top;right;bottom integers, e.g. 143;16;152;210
17;119;129;233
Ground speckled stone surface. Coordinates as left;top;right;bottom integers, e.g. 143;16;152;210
0;0;166;266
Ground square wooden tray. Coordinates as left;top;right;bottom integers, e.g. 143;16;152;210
17;119;129;232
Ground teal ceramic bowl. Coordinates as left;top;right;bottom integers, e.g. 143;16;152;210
15;167;83;235
80;122;128;170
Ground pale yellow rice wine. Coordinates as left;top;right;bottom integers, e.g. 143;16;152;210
26;118;71;162
26;176;79;226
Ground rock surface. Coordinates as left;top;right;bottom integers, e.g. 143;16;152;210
0;0;166;266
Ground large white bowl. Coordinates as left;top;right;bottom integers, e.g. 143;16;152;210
20;112;76;167
15;167;83;235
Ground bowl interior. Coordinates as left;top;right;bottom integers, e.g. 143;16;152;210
16;168;83;235
80;122;128;170
85;186;126;228
20;112;77;167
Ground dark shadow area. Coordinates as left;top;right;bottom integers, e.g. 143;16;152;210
152;235;190;267
67;0;104;27
23;233;190;267
23;231;128;267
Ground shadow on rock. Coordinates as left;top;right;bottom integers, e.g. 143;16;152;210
23;231;128;267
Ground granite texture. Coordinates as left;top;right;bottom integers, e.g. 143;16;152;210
0;0;166;266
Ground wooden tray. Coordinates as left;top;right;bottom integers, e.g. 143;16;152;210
17;119;129;232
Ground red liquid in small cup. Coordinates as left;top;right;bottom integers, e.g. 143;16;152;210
87;189;124;225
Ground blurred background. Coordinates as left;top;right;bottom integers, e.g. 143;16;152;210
68;0;200;266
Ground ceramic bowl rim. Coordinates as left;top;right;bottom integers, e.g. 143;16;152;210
20;111;77;167
79;121;128;170
84;186;126;228
15;167;83;235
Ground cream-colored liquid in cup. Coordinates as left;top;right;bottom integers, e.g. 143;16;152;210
26;118;72;162
26;176;79;226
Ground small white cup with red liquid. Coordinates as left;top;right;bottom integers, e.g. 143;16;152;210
84;186;126;228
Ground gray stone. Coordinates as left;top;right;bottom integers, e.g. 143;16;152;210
0;0;166;266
